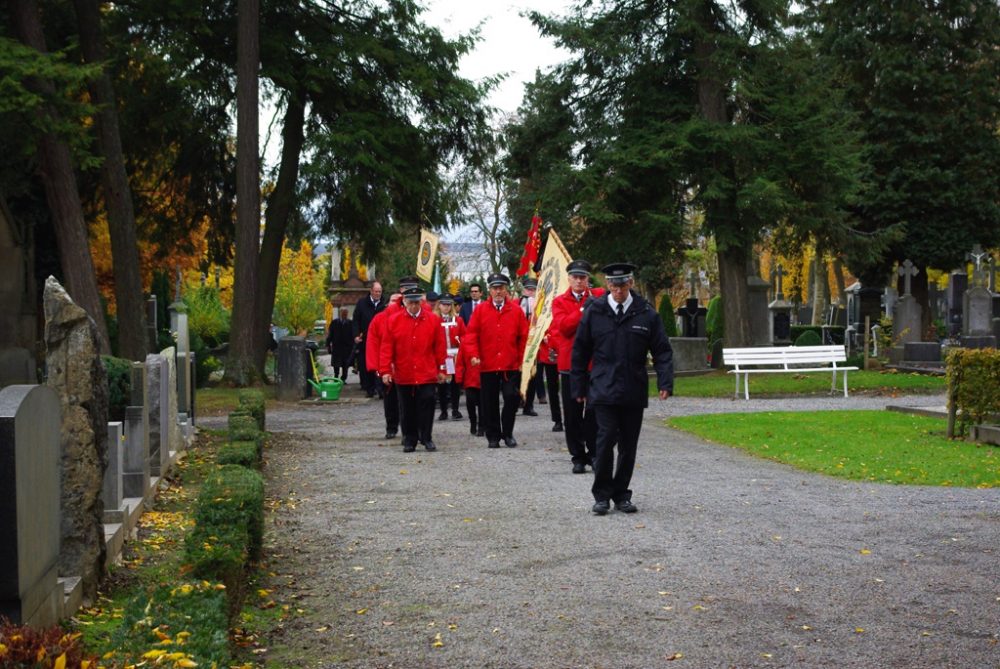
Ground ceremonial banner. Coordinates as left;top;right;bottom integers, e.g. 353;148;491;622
520;229;571;396
517;213;543;276
415;229;439;282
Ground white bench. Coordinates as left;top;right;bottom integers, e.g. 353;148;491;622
722;345;858;400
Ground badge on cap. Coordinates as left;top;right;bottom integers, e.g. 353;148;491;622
602;262;635;285
566;260;592;276
487;273;511;287
402;287;424;301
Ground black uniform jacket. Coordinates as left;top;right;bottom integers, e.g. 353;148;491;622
570;291;673;407
353;296;386;340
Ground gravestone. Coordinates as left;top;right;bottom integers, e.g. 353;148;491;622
146;354;170;477
160;347;182;458
0;385;63;627
963;287;993;337
277;337;311;401
43;277;108;602
675;271;707;337
894;260;922;345
145;295;158;355
858;286;883;328
102;421;124;522
948;270;968;336
175;313;191;423
122;406;149;499
797;307;813;326
668;337;709;372
903;342;941;363
768;265;793;345
746;274;771;346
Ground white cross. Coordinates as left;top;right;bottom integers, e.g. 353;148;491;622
897;259;918;296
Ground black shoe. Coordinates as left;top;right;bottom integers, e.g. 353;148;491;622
504;437;518;448
487;441;500;449
592;500;610;515
522;409;538;416
403;444;416;453
572;462;586;474
438;411;449;421
452;410;463;420
469;423;478;435
538;396;547;404
552;422;563;432
385;430;397;439
476;429;485;437
424;441;437;452
615;500;638;513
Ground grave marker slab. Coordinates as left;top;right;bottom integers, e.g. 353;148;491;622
0;385;63;627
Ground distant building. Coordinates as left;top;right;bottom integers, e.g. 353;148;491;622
443;241;490;281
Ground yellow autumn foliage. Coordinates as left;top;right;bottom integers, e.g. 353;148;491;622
273;242;327;336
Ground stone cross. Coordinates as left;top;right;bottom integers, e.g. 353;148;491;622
897;259;919;296
687;270;701;300
967;244;988;271
773;264;785;300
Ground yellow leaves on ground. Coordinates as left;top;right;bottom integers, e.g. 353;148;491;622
54;653;66;669
431;632;444;648
666;652;684;661
859;548;872;555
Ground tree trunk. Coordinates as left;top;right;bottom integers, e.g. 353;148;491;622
73;0;147;361
224;0;261;385
10;0;110;354
252;95;305;374
811;251;829;325
832;256;847;306
694;6;751;347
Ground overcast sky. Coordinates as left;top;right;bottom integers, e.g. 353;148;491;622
422;0;572;115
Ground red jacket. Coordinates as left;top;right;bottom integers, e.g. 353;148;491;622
365;302;403;373
464;299;529;373
548;287;606;372
380;308;446;385
454;343;481;389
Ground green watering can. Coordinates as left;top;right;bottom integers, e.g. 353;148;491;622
308;350;344;400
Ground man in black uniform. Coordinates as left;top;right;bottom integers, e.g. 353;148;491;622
571;263;673;516
353;282;385;397
326;307;354;381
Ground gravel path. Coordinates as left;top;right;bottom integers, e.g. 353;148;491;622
205;381;998;668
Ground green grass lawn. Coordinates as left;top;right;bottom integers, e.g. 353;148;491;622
667;410;999;488
652;368;946;398
197;384;278;416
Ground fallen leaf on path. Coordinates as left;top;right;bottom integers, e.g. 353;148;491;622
355;609;367;615
859;549;872;555
314;627;328;633
666;652;683;660
432;632;444;648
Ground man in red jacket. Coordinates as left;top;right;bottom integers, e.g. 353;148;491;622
366;292;403;439
548;259;605;473
464;273;529;448
380;287;447;452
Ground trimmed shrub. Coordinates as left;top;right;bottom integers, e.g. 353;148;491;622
790;325;846;345
658;296;678;337
102;355;133;422
793;329;823;346
228;414;260;442
185;465;264;616
238;389;266;430
946;348;1000;435
111;581;231;667
218;440;261;469
705;296;723;344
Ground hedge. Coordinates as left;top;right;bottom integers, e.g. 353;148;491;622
217;439;261;469
793;330;823;346
946;348;1000;436
789;325;846;345
184;465;264;617
111;580;231;667
238;389;266;431
228;413;260;442
705;296;723;344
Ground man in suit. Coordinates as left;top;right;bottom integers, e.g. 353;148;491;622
458;282;484;325
571;263;673;516
326;307;354;381
353;281;385;397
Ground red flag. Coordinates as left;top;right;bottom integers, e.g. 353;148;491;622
517;214;543;276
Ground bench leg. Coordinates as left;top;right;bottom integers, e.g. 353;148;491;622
734;373;740;399
744;373;750;401
843;371;849;398
830;370;836;395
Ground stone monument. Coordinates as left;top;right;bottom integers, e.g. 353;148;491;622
768;265;793;345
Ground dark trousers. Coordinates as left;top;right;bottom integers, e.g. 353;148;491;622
479;371;520;442
329;352;350;381
538;363;561;423
465;387;480;430
383;382;399;433
560;372;596;465
357;346;375;395
591;404;645;503
437;380;461;413
397;384;436;446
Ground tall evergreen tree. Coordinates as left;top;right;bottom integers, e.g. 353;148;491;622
806;0;1000;326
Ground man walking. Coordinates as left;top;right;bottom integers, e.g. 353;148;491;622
549;260;604;473
353;282;385;397
380;287;446;452
571;263;673;515
459;282;484;325
326;307;354;381
464;273;529;449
